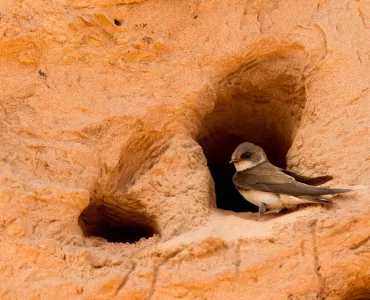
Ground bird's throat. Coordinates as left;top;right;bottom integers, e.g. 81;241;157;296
234;160;257;172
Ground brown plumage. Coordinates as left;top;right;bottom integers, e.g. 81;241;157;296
230;142;351;216
232;161;351;196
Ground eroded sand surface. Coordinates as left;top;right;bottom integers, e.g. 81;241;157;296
0;0;370;299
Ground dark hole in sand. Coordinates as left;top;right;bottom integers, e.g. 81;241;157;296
79;202;158;243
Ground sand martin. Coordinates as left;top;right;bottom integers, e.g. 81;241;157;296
230;142;351;217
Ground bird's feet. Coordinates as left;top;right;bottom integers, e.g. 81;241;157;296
256;202;267;221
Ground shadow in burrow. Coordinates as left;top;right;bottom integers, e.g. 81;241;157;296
78;200;159;243
197;44;307;214
342;286;370;300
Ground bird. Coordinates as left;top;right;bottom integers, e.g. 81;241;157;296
229;142;351;218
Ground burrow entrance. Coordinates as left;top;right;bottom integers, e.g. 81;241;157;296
79;200;159;243
198;44;307;212
78;130;166;243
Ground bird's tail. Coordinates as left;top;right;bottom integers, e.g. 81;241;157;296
300;196;332;204
322;188;351;195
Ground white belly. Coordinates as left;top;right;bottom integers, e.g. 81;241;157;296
238;189;312;209
238;189;284;209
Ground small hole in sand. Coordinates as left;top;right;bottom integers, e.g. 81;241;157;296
113;19;121;26
78;201;159;243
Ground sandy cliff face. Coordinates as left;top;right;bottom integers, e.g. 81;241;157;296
0;0;369;299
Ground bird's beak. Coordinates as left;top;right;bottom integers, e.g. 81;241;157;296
229;159;239;164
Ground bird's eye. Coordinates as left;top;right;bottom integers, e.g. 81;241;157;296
241;152;251;159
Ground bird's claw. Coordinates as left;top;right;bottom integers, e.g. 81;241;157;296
256;202;267;221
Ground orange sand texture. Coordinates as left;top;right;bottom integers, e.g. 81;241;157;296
0;0;370;299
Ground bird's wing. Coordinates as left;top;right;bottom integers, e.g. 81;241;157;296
281;170;332;186
233;162;350;196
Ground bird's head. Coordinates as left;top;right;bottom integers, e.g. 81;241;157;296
230;142;267;172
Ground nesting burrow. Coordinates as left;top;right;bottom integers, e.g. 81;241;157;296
79;200;159;243
78;131;167;243
198;44;308;212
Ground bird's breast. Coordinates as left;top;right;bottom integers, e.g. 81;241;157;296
237;189;284;209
